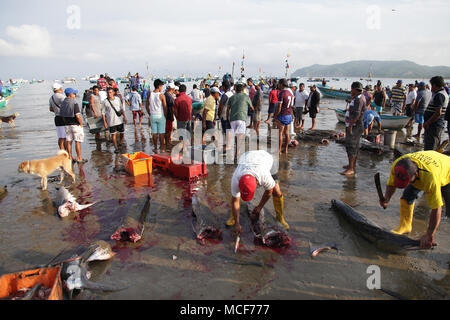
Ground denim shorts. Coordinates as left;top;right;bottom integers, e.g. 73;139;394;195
277;115;293;126
414;113;424;124
150;115;166;134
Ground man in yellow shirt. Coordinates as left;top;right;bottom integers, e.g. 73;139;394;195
380;151;450;249
202;87;220;132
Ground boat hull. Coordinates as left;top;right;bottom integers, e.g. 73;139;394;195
317;85;351;100
334;109;410;130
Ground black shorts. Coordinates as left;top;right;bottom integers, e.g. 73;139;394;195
345;123;363;158
205;120;215;130
221;118;231;134
54;116;65;127
109;123;125;134
309;109;318;119
405;104;414;117
268;103;276;114
294;108;304;121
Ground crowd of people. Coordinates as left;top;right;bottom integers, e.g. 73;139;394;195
43;73;450;251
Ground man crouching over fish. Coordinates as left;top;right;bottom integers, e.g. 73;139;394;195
380;151;450;249
226;150;289;235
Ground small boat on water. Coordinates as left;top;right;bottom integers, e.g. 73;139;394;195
317;84;351;100
62;77;76;84
334;108;410;130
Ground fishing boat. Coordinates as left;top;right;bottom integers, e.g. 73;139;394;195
62;77;76;84
316;84;351;100
334;108;410;130
0;266;63;300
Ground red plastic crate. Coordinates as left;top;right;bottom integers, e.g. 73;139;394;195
169;162;208;181
151;153;172;171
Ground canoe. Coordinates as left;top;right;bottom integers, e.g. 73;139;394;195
316;84;351;100
334;109;410;130
0;266;63;300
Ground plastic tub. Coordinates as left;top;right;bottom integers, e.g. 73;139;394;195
123;152;153;176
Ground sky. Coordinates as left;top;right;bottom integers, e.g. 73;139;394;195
1;0;449;80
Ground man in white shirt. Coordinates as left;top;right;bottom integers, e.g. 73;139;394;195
226;150;289;235
190;84;204;103
405;83;418;131
102;88;127;153
294;83;309;130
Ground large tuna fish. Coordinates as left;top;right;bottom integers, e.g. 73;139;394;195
246;202;290;248
110;195;151;243
191;194;222;244
331;199;436;254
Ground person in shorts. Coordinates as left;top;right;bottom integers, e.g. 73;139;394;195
274;79;294;154
413;82;431;140
227;83;253;157
146;79;168;152
306;85;321;130
251;82;263;136
49;83;67;150
125;85;143;127
294;83;309;129
102;87;126;153
265;81;279;127
59;88;86;163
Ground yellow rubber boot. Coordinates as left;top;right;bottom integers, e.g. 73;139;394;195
226;198;235;227
273;195;290;230
391;199;415;235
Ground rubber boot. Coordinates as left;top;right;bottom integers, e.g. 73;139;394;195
273;195;289;230
226;198;235;227
391;199;414;235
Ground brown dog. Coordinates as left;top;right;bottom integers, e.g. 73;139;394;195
0;113;20;128
18;150;76;190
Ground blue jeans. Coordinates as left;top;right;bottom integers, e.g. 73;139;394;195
402;184;450;217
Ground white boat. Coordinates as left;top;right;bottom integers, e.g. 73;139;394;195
334;108;410;131
89;75;100;83
62;77;76;84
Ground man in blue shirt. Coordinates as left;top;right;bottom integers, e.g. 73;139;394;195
363;109;382;136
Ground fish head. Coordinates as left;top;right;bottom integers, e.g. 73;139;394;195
84;241;115;262
263;230;291;248
58;202;75;217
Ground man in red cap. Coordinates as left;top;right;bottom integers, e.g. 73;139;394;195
226;150;289;235
380;151;450;249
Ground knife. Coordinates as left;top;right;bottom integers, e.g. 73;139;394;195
234;235;240;254
374;173;386;209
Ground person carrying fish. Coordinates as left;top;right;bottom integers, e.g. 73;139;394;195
226;150;289;235
380;151;450;249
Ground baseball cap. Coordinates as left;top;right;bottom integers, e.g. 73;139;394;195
64;88;78;96
418;81;426;87
211;87;220;94
397;80;403;84
167;83;176;89
393;158;417;189
52;83;63;91
351;82;363;91
174;86;179;91
290;82;298;88
239;175;257;202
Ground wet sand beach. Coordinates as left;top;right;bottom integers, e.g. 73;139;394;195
0;81;448;300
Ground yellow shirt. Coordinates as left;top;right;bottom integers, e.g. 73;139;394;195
387;151;450;209
204;96;216;122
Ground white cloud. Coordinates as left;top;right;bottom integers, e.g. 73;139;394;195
0;24;52;57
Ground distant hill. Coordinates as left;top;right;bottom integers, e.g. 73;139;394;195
292;60;450;78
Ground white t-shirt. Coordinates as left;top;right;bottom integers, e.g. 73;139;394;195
231;150;276;199
406;90;417;105
294;90;309;108
190;88;204;102
149;91;163;116
102;97;123;127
